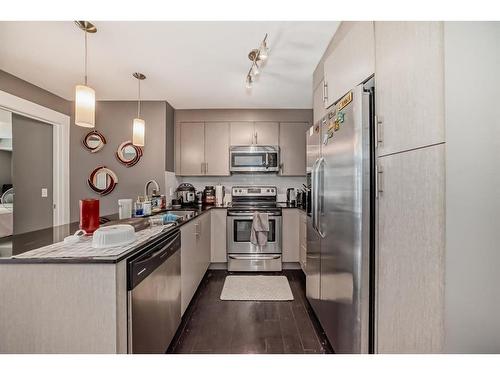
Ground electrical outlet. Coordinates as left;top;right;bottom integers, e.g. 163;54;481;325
41;188;48;198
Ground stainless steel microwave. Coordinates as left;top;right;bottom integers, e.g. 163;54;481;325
229;145;280;173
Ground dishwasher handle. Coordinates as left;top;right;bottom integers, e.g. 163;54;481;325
128;231;181;290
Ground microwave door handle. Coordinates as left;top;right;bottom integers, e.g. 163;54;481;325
265;153;269;169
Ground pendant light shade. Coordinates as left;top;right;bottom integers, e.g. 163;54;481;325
75;84;95;127
132;72;146;147
74;21;97;128
133;118;145;147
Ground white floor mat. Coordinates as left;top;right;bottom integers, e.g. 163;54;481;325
220;275;294;301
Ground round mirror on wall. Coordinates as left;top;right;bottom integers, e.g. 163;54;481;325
116;141;143;167
87;166;118;196
82;130;106;153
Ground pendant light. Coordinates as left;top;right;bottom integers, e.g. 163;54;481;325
74;21;97;128
132;73;146;147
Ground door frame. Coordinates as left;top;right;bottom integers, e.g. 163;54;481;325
0;89;70;226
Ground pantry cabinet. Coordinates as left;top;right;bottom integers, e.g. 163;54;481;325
178;122;230;176
376;144;445;353
254;122;279;145
181;213;211;315
279;122;307;176
374;21;445;155
323;21;375;108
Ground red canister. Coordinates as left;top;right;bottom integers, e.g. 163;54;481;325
79;199;100;235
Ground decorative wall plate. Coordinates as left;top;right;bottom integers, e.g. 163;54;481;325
87;166;118;196
82;130;106;153
116;141;143;167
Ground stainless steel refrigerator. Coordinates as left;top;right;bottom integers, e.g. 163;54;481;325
306;78;375;354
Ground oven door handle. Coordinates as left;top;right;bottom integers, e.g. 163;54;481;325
228;255;281;260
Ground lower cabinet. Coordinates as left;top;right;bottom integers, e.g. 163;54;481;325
299;210;307;271
210;209;227;263
282;209;300;263
180;212;211;316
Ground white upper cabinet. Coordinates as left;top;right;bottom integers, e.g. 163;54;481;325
179;122;205;176
178;122;230;176
323;21;375;108
313;79;326;123
230;121;279;146
374;21;445;156
204;122;230;176
230;122;254;145
279;122;307;176
254;122;279;145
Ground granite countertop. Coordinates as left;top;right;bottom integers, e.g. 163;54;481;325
0;205;228;264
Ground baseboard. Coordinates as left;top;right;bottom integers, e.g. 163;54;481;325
208;262;302;270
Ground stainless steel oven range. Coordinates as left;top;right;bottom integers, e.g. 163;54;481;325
227;186;282;272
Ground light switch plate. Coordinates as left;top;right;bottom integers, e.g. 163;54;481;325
41;188;48;197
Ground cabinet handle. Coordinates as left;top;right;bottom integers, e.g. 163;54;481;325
376;163;384;197
254;131;258;144
323;81;328;104
375;115;383;148
205;162;208;174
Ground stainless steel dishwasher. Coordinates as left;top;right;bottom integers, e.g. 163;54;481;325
127;229;181;354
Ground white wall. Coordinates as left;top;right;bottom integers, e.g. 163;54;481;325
444;21;500;353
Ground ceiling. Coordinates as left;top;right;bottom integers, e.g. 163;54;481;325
0;21;339;109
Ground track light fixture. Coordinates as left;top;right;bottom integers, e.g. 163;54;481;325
245;33;269;89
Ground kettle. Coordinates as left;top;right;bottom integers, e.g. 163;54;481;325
286;188;296;204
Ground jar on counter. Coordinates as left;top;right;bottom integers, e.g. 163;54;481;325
203;186;216;206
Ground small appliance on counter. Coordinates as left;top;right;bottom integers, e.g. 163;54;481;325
203;186;216;206
175;183;196;207
286;188;296;205
196;191;203;208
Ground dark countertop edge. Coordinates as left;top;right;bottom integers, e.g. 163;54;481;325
0;206;227;265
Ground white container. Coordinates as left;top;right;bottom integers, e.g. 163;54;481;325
118;199;133;219
92;224;136;249
143;201;152;216
215;184;224;206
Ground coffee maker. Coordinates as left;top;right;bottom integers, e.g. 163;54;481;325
286;188;296;205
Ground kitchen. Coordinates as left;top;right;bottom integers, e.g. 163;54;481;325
0;5;499;369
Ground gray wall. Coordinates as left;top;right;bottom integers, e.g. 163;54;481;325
0;150;12;187
0;70;70;116
12;114;53;234
444;22;500;353
70;101;167;221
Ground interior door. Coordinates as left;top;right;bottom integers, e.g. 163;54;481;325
11;114;53;234
180;122;205;175
230;122;254;145
254;122;279;145
204;122;230;176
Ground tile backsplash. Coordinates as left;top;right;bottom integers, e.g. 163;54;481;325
165;172;306;203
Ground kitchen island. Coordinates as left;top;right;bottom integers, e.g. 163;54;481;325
0;206;223;354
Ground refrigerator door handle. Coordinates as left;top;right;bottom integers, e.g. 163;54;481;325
317;157;326;238
311;158;320;231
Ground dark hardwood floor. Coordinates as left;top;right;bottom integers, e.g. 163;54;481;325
167;269;333;354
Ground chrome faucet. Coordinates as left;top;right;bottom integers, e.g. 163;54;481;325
144;179;160;199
